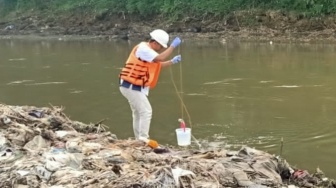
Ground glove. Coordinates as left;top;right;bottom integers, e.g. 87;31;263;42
171;55;181;64
170;37;181;48
148;139;159;149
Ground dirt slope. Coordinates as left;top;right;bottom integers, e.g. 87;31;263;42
1;10;336;42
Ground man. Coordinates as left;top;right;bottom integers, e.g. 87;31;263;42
119;29;182;149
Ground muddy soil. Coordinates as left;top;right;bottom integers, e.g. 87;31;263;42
1;10;336;42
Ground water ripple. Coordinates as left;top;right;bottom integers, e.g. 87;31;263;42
25;82;67;86
273;85;301;88
7;80;34;85
8;58;26;61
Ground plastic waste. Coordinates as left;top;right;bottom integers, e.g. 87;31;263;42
51;148;66;154
0;148;13;158
24;135;50;152
44;151;83;171
55;131;69;138
171;167;195;186
1;116;11;125
35;166;52;180
16;170;30;176
45;160;63;172
4;25;14;30
55;131;77;139
0;134;8;150
66;139;82;153
28;110;44;118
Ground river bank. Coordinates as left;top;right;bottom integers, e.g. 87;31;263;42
0;103;335;188
1;10;336;43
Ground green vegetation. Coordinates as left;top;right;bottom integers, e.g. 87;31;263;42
1;0;336;19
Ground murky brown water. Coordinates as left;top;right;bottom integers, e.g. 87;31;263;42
1;38;336;178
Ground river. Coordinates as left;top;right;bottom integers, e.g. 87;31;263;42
0;38;335;178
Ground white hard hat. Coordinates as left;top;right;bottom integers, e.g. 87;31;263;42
150;29;169;48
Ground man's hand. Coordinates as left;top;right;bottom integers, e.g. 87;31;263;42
171;55;182;64
170;37;181;48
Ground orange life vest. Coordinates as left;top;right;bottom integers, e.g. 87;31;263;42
119;44;162;89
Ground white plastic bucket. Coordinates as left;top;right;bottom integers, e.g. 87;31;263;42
175;128;191;146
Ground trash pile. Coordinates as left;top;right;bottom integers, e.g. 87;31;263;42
0;103;335;188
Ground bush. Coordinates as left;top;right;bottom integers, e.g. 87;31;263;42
1;0;336;19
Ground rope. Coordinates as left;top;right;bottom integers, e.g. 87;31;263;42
179;46;184;120
169;45;202;148
169;46;192;128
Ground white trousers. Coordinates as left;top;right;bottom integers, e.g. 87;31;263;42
119;87;152;143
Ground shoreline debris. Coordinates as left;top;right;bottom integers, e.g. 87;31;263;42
0;103;335;188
